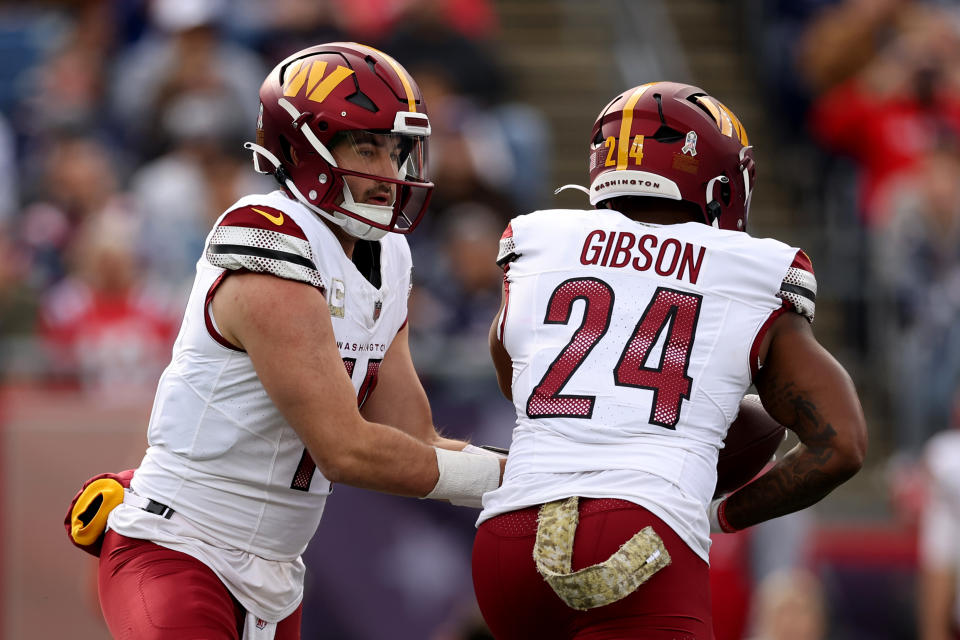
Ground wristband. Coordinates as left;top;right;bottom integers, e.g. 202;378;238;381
463;443;508;459
707;497;738;534
424;447;501;508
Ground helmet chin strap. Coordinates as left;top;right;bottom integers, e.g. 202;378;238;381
704;175;729;228
739;146;754;219
244;141;281;175
554;184;591;196
337;179;395;241
244;141;390;241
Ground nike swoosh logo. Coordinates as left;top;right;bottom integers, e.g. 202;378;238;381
252;207;284;225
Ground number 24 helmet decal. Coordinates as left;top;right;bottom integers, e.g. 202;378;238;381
565;81;755;232
246;42;433;241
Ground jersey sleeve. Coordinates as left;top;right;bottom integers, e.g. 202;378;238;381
496;221;519;268
205;204;326;293
776;249;816;323
749;248;817;378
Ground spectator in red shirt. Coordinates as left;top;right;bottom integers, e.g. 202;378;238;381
806;4;960;227
38;209;179;396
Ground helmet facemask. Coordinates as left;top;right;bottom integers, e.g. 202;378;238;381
318;130;431;240
247;127;432;241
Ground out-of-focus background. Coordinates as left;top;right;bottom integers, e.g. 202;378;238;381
4;0;960;638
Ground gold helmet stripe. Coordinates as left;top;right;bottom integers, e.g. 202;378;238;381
309;65;354;103
719;102;749;146
616;83;653;170
283;59;309;97
282;59;355;104
349;42;417;112
695;97;732;137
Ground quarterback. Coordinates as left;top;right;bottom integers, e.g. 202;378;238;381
472;82;867;639
64;43;504;640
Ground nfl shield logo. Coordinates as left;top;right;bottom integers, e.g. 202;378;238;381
373;299;382;321
256;618;267;630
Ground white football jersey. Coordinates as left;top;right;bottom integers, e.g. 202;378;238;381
108;190;411;620
477;208;816;561
921;431;960;628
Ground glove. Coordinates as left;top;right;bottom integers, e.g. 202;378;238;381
64;469;135;557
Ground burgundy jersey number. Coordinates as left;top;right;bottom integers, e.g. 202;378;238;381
526;278;614;419
526;280;701;429
290;358;382;491
613;288;701;428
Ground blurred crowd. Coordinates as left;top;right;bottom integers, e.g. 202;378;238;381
0;0;545;637
720;1;960;638
0;0;546;402
8;0;960;637
755;0;960;458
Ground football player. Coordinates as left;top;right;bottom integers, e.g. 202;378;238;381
472;82;867;639
918;428;960;640
64;43;505;640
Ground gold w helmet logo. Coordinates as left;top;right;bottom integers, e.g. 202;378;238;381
690;95;749;146
283;60;355;104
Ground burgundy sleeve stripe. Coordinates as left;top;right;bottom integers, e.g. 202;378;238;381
220;206;308;240
791;249;813;273
496;223;517;267
497;267;511;342
209;244;318;271
749;301;790;379
204;271;245;352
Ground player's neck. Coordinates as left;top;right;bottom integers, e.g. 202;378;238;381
604;197;701;226
320;217;357;258
619;208;700;226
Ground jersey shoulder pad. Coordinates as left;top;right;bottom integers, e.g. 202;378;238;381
496;221;519;267
776;249;816;322
206;204;325;292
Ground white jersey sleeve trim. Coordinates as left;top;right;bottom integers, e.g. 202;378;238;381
776;252;816;323
207;226;326;292
496;222;519;267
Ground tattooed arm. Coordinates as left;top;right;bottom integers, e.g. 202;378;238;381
720;312;867;531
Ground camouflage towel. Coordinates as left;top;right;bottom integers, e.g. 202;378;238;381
533;497;672;610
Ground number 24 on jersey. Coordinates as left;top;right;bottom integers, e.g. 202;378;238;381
526;278;701;429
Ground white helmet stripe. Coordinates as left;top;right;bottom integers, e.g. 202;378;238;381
277;97;338;166
704;175;729;227
243;141;282;174
740;146;753;214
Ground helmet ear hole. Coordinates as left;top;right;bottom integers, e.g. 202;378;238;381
278;135;295;165
706;200;722;223
720;178;731;206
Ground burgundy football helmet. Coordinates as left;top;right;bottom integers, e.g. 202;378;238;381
569;82;755;231
245;42;433;240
